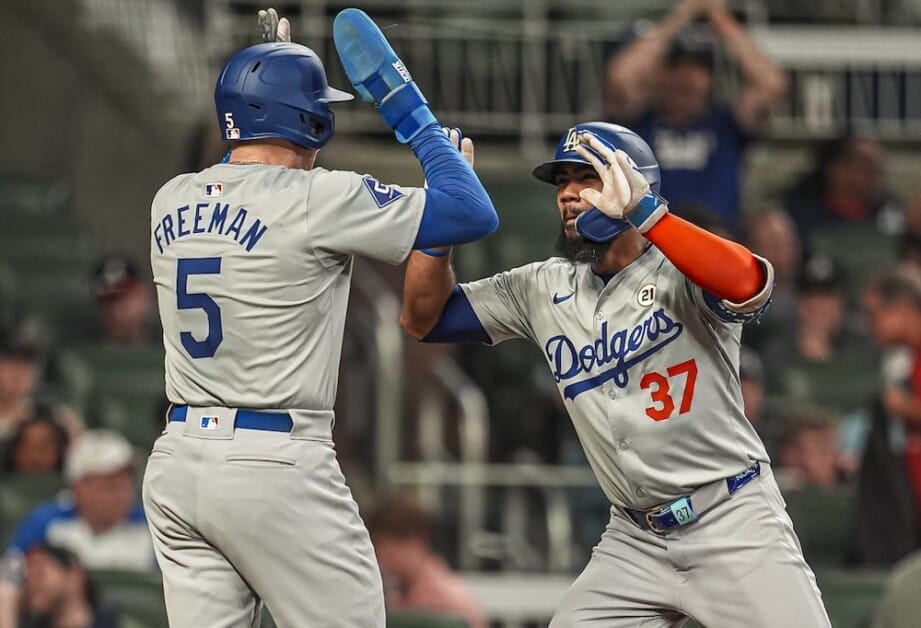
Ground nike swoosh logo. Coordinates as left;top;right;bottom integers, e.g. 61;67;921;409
552;292;574;305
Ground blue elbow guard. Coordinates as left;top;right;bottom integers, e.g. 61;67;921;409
333;8;437;143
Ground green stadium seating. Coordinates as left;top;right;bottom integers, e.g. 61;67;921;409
810;225;899;300
781;355;879;415
783;485;854;566
387;611;470;628
81;345;166;449
815;567;889;628
0;176;69;215
0;472;66;546
91;569;167;628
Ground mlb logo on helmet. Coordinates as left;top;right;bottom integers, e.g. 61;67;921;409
226;128;241;140
205;183;223;197
201;416;219;430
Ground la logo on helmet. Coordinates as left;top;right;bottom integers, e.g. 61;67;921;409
563;127;579;153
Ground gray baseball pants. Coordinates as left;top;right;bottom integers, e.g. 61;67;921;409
549;465;831;627
142;407;384;628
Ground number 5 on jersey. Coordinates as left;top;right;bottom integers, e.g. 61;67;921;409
177;257;223;358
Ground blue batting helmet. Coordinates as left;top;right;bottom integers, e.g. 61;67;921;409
214;42;353;150
533;122;660;191
533;122;661;242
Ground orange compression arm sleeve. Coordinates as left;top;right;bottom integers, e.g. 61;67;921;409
643;212;766;303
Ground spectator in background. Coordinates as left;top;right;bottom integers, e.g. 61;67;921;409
739;345;766;424
864;267;921;502
0;327;43;443
740;208;802;369
18;544;118;628
761;253;871;392
367;492;487;628
2;430;153;574
742;208;802;292
841;268;921;566
775;409;845;490
899;190;921;267
784;134;903;248
90;255;157;346
3;416;68;475
793;253;869;363
670;200;732;239
603;0;787;233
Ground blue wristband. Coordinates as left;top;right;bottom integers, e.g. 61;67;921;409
420;247;450;258
626;193;669;234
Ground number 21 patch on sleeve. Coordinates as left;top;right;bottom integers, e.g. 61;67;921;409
362;177;404;208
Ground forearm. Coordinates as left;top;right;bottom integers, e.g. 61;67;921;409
400;251;456;339
0;582;19;628
611;4;696;80
644;213;765;303
412;126;498;248
710;10;787;96
605;3;696;119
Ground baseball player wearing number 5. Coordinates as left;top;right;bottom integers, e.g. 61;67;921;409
401;122;831;627
142;8;496;627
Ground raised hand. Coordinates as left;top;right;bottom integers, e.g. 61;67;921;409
574;131;668;234
445;127;475;168
258;8;291;43
574;131;650;220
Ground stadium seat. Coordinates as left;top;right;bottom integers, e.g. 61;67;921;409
387;611;470;628
0;176;69;215
814;567;889;628
809;225;898;300
780;355;880;415
0;472;66;546
81;345;166;448
91;569;167;628
783;485;853;566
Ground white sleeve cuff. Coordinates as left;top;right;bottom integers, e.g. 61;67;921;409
721;254;775;314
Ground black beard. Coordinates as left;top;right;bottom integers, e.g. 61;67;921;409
555;223;611;263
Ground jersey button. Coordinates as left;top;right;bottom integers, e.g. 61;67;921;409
595;312;604;321
617;439;629;451
607;388;617;400
636;487;647;497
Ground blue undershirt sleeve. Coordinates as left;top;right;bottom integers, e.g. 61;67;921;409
410;125;499;249
422;285;490;343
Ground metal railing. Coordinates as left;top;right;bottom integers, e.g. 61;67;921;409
199;1;921;149
69;0;921;149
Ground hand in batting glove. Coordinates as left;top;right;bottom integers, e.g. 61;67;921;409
257;8;291;43
333;8;438;143
574;131;669;233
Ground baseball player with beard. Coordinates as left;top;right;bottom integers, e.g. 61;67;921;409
400;122;831;627
142;8;495;627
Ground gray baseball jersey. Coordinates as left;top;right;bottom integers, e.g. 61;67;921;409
146;163;425;627
461;245;774;509
150;163;424;410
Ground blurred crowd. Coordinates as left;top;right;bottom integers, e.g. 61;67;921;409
4;1;921;626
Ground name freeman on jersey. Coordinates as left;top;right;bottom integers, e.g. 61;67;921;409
153;202;269;254
545;308;684;400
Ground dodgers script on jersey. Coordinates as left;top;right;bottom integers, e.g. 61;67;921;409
150;163;425;410
461;246;773;509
